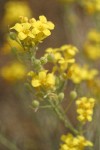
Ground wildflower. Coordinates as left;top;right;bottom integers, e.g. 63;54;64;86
68;63;98;83
11;22;34;40
60;133;93;150
76;97;95;123
82;0;100;14
87;78;100;96
1;62;26;82
84;30;100;60
3;1;32;25
84;43;100;60
28;70;55;89
87;30;100;43
45;45;78;73
10;15;55;49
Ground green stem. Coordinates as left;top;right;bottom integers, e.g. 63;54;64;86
65;99;74;113
48;99;78;135
0;134;19;150
40;105;52;109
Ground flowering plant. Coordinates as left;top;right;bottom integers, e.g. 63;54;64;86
7;15;98;150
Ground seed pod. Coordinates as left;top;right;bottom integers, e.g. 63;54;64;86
47;54;55;62
70;91;77;100
32;100;40;108
9;32;17;40
40;57;48;64
58;92;64;102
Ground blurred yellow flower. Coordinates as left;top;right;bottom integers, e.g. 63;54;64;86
76;97;95;123
3;1;32;26
68;63;98;83
82;0;100;14
1;62;26;82
84;29;100;60
87;78;100;96
60;133;93;150
84;44;100;60
1;36;23;55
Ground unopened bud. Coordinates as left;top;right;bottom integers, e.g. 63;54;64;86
9;32;17;40
34;59;41;66
32;100;40;108
70;91;77;100
58;92;64;102
20;16;28;23
47;54;55;62
40;57;47;64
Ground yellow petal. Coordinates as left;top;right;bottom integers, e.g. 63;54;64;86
31;79;40;87
39;71;47;80
47;21;55;29
22;23;31;30
47;73;55;86
39;15;47;23
11;23;23;32
18;32;27;40
43;29;51;36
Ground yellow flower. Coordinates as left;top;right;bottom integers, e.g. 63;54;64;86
45;45;78;73
82;0;100;14
84;43;100;60
87;30;100;43
3;1;32;26
84;29;100;60
60;45;78;59
60;133;93;150
31;15;54;37
1;62;26;82
30;70;55;89
10;15;55;48
87;78;100;96
11;22;34;40
68;63;98;83
76;97;95;123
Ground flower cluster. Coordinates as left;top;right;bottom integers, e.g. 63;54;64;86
60;133;93;150
10;16;55;49
45;45;78;73
82;0;100;14
1;62;26;82
3;1;32;26
87;78;100;96
84;29;100;60
76;97;95;123
7;13;97;150
68;63;98;83
28;70;55;90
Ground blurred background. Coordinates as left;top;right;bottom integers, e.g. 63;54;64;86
0;0;100;150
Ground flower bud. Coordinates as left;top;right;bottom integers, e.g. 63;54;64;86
58;92;64;102
47;54;55;62
9;32;17;40
70;91;77;100
40;57;48;64
32;100;40;108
